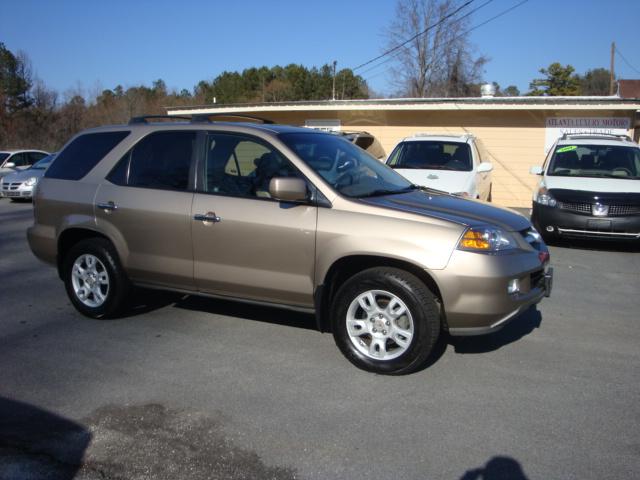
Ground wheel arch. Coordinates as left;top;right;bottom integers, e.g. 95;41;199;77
314;255;445;333
56;228;117;279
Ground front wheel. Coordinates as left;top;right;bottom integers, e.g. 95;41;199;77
62;238;130;319
332;267;440;375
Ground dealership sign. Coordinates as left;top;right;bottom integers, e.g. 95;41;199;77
545;117;630;152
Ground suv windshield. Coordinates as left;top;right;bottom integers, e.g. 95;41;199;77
548;144;640;179
280;132;413;198
387;141;472;171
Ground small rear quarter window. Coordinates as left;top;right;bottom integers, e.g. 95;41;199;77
45;131;130;180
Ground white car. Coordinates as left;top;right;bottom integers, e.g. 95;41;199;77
386;133;493;201
1;153;56;200
0;149;50;185
530;133;640;242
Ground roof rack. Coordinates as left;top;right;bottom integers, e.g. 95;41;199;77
190;113;274;124
412;132;473;138
128;115;191;125
128;113;275;125
561;132;632;141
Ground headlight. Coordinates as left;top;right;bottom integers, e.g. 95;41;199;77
457;226;518;252
535;187;556;207
24;177;38;187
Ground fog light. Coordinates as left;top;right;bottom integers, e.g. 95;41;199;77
546;226;554;232
507;279;520;295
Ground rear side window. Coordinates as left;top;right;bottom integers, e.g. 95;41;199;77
109;131;196;191
46;131;130;180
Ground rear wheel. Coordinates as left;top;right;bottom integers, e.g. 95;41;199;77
63;238;130;318
332;267;440;375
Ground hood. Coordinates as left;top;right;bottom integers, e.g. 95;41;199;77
2;168;46;183
544;175;640;194
359;190;531;232
394;168;472;194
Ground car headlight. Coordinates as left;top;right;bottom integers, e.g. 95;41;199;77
24;177;38;187
534;187;556;207
457;226;518;252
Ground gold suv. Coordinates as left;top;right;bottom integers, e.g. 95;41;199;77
28;116;553;374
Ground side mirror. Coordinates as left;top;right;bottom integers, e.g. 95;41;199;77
4;162;16;168
529;166;544;175
269;177;308;202
477;162;493;173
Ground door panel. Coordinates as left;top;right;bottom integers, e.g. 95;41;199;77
95;183;195;289
192;194;317;307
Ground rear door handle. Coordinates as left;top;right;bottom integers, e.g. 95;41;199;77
97;201;118;211
194;212;221;223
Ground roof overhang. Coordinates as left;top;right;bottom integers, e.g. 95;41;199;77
167;96;640;116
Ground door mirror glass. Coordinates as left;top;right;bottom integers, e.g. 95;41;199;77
269;177;307;202
477;162;493;173
529;166;544;175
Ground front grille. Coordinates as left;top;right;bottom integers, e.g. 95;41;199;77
609;204;640;216
557;201;591;214
557;201;640;217
1;182;22;191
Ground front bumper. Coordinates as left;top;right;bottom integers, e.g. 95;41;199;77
437;248;552;335
532;203;640;240
1;182;34;199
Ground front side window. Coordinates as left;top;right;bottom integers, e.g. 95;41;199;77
28;152;47;164
548;144;640;179
204;133;301;199
280;132;412;198
10;153;28;167
123;131;196;191
387;141;472;172
31;154;55;170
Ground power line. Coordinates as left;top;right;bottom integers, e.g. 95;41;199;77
358;0;494;78
362;0;529;84
352;0;477;72
614;46;640;77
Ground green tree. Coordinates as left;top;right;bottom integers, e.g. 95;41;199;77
502;85;520;96
528;63;582;96
0;43;33;113
578;68;612;96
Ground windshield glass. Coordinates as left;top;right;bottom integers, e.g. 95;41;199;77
31;154;55;170
0;153;9;164
279;132;412;198
387;141;472;171
548;144;640;179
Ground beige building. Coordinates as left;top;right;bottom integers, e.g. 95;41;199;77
167;97;640;208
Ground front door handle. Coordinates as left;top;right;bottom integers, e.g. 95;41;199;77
97;201;118;212
194;212;221;223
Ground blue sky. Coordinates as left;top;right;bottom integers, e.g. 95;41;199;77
2;0;639;99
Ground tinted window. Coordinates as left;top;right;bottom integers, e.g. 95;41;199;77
0;153;9;164
127;131;196;191
28;152;47;163
204;133;301;199
31;154;55;170
387;141;472;171
10;153;28;167
46;132;130;180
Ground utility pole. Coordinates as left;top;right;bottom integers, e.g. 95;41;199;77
610;41;616;95
332;60;337;101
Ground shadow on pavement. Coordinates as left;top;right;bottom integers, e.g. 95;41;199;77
460;456;529;479
448;306;542;354
0;396;90;480
174;294;317;331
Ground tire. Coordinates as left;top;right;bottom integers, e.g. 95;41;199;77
62;238;131;319
331;267;440;375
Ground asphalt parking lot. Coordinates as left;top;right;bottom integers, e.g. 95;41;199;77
1;198;639;480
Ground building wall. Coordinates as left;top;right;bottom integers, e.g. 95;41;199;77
254;109;635;208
